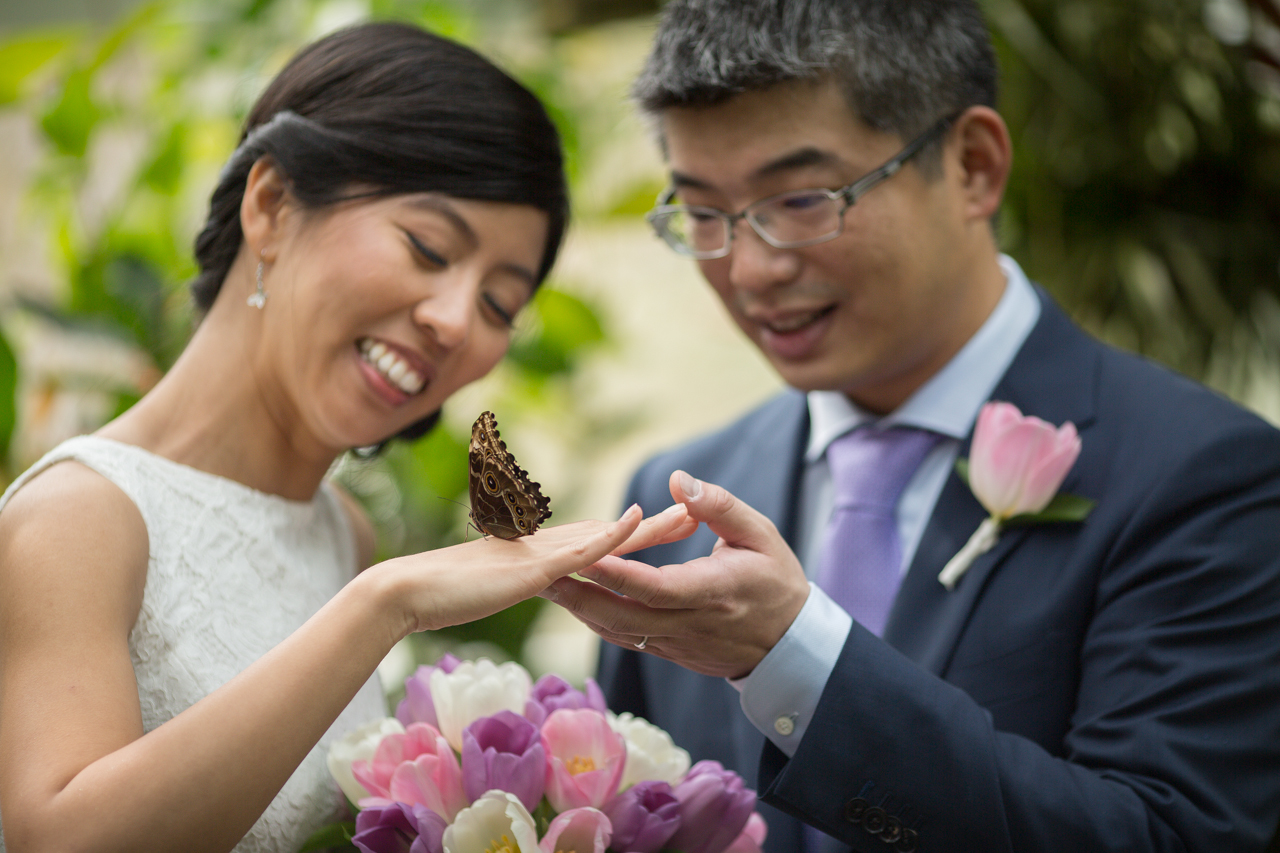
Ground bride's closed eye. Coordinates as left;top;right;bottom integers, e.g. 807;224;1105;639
405;230;448;269
481;292;516;327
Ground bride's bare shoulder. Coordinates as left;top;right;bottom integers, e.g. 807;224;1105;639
0;458;149;603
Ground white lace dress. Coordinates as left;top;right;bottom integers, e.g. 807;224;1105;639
0;435;387;852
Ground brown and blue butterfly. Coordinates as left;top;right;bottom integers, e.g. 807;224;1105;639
467;411;552;539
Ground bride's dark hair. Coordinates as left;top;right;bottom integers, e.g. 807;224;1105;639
191;21;568;441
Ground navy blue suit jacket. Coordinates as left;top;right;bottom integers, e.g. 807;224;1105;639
597;292;1280;852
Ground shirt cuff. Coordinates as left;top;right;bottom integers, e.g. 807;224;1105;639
728;583;853;756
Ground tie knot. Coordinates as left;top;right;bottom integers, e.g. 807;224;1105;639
827;426;941;509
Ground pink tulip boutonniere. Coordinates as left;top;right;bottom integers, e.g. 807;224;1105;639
937;401;1095;590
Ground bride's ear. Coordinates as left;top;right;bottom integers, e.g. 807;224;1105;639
240;158;291;262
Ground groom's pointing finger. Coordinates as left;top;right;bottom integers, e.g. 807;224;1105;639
669;470;779;552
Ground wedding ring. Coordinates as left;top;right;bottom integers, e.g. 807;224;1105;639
634;636;648;650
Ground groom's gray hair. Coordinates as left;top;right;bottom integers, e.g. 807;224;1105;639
633;0;998;146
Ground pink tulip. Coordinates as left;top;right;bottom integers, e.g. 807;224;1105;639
353;723;450;800
542;709;628;812
968;401;1081;519
351;723;466;821
538;807;613;853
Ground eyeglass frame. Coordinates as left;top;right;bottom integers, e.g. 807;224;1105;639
645;112;961;260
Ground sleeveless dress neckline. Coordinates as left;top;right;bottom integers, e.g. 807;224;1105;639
82;433;326;509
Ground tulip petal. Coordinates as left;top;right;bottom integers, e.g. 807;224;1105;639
543;709;627;812
462;710;546;812
969;402;1081;518
388;736;468;822
1017;423;1081;515
608;712;690;790
398;665;442;729
602;780;682;853
539;807;613;853
432;659;532;752
328;717;407;804
723;813;768;853
442;790;540;853
669;762;757;853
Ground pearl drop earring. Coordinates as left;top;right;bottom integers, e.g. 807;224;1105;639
248;260;268;309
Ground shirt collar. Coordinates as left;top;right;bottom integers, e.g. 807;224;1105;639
805;254;1041;462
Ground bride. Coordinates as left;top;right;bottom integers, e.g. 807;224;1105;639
0;21;689;853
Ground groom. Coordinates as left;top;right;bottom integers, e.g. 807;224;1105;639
546;1;1280;851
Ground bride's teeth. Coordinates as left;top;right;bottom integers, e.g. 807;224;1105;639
400;369;423;393
360;339;427;396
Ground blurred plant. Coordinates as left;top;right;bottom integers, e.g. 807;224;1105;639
986;0;1280;407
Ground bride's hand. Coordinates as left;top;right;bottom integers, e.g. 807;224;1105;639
373;503;695;636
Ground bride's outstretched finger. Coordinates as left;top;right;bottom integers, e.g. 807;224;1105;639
610;502;698;557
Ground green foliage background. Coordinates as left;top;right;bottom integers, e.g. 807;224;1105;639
2;0;1280;677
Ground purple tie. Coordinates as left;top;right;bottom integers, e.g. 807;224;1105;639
816;426;941;637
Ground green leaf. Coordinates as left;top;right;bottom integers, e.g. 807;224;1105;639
297;821;356;852
0;31;75;106
40;67;101;157
956;457;1093;524
141;122;186;195
1006;492;1096;526
507;289;606;377
0;326;18;468
532;797;557;837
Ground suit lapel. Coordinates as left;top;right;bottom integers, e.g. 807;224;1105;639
882;290;1100;675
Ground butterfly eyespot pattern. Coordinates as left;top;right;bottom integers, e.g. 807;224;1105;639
468;410;552;540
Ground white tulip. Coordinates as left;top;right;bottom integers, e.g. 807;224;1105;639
325;716;406;804
443;790;540;853
431;658;532;751
608;711;691;790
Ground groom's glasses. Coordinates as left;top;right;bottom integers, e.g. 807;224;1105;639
646;113;958;260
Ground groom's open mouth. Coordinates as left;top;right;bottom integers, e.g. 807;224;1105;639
753;305;838;360
357;337;429;397
758;305;837;334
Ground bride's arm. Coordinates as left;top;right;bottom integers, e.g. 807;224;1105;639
0;461;676;853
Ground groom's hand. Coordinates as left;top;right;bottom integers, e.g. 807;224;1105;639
543;470;810;679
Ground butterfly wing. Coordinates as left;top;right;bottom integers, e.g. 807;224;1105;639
467;411;552;539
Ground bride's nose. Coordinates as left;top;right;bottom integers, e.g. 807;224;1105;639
411;279;474;351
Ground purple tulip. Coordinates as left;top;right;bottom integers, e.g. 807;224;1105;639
524;675;608;726
395;655;462;728
461;710;546;811
412;807;448;853
667;761;757;853
352;802;446;853
603;780;682;853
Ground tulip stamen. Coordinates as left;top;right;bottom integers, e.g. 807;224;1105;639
565;755;597;775
486;833;520;853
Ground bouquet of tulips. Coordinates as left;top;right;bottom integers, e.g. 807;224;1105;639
322;655;767;853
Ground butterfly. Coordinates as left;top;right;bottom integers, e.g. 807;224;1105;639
467;410;552;539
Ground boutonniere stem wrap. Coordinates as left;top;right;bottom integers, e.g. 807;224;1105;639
938;402;1094;590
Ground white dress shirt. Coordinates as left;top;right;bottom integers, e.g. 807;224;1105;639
731;255;1041;755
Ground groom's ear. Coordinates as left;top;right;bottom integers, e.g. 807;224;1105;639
239;157;292;262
